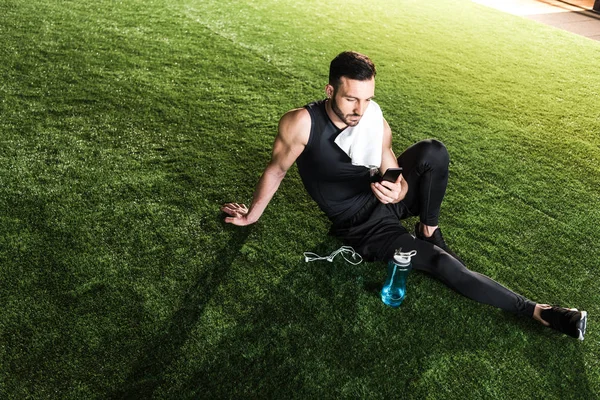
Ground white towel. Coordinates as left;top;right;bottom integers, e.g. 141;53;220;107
334;100;384;168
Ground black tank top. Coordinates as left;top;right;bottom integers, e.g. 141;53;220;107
296;99;373;224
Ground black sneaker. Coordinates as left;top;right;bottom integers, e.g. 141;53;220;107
414;222;462;262
540;306;587;340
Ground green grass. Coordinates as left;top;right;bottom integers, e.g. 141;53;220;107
1;0;599;398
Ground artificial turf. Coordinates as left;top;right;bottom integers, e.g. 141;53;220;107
1;0;599;398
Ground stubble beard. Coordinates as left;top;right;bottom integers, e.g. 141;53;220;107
330;96;361;127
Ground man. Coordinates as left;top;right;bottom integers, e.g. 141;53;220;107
221;51;587;340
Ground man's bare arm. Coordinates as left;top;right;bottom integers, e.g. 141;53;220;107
221;108;310;225
370;119;408;204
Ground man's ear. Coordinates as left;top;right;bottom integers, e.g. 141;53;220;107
325;84;334;99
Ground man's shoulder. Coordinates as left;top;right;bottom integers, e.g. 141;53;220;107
274;107;311;147
279;107;311;133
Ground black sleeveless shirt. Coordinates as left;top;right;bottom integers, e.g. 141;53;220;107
296;99;373;224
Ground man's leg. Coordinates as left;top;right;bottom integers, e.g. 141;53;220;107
386;232;537;316
386;233;586;339
335;200;534;316
396;139;458;255
333;202;587;339
397;139;448;227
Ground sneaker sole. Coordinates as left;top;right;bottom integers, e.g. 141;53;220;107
577;311;587;341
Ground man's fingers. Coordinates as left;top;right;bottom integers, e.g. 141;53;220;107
371;184;393;204
221;203;248;216
378;181;392;190
371;182;402;204
221;206;236;216
222;202;252;226
222;202;241;210
375;182;400;197
378;180;401;192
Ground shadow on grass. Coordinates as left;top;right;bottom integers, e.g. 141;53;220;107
109;214;252;399
163;246;369;399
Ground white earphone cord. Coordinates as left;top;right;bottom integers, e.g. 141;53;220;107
303;246;363;265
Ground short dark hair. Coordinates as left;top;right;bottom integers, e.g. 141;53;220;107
328;51;376;88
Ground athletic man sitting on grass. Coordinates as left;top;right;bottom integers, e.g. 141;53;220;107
221;51;587;340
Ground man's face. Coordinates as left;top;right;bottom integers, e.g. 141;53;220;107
327;76;375;127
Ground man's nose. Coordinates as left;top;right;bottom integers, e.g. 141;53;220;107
355;101;366;115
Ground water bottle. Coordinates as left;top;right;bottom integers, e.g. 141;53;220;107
381;249;417;307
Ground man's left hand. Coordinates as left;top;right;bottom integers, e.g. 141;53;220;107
370;175;408;204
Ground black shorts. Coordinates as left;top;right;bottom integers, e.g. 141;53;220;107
330;195;411;262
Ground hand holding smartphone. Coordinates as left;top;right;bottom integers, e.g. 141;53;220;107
371;167;406;204
370;167;403;183
379;167;403;183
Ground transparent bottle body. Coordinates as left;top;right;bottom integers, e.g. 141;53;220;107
381;260;411;307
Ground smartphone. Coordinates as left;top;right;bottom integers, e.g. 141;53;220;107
380;167;403;182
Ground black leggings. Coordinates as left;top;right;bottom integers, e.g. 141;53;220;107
398;139;448;226
331;139;536;317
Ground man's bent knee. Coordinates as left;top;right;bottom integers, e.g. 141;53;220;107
402;139;448;170
423;139;449;166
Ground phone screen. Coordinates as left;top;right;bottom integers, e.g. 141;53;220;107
381;167;403;182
